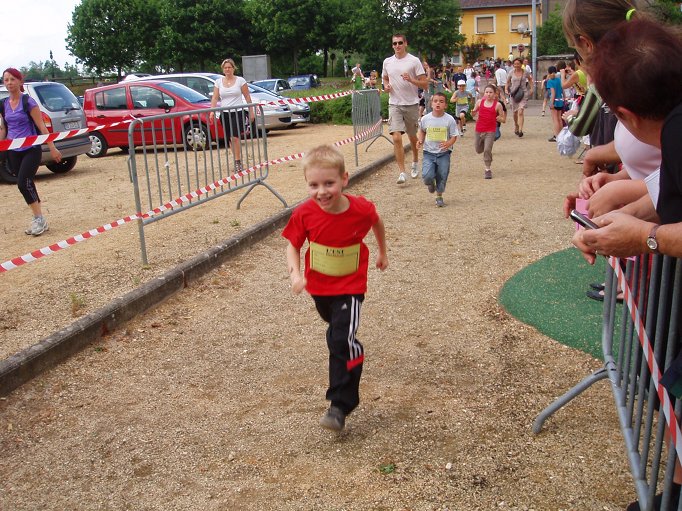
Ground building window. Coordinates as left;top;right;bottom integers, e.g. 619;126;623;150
481;46;495;61
510;13;530;33
475;15;495;34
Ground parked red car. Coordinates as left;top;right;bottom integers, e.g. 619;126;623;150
82;80;227;157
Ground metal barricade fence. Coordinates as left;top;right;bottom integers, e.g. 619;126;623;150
126;104;287;265
351;89;391;166
534;254;682;510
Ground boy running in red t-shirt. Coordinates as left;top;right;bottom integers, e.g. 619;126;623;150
283;145;389;432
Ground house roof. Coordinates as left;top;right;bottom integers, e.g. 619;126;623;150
460;0;533;8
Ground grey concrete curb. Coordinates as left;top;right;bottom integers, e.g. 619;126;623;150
0;149;399;397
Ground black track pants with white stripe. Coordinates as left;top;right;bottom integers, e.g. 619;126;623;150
312;294;365;415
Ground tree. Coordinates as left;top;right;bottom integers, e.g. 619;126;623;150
535;5;571;56
461;36;491;64
384;0;464;62
153;0;251;72
66;0;161;78
246;0;323;74
648;0;682;24
336;0;396;70
337;0;463;70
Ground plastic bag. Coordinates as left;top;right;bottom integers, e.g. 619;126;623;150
557;126;581;156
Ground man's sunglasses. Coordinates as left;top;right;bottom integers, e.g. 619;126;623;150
392;41;405;46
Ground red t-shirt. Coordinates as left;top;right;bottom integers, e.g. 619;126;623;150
282;194;379;296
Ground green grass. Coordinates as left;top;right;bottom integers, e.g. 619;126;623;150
499;248;618;359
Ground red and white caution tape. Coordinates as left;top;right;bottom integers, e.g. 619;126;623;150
0;119;382;274
0;119;133;152
0;90;359;152
608;256;682;463
261;90;354;106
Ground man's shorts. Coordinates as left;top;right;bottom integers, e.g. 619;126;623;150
456;105;469;116
388;104;419;137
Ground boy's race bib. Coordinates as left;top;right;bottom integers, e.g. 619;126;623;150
426;126;447;142
309;242;360;277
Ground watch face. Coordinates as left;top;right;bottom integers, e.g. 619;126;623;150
647;238;658;251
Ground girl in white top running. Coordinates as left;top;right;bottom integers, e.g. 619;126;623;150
209;58;254;172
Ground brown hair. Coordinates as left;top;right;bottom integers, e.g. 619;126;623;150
562;0;637;49
302;144;345;177
590;19;682;120
392;33;407;43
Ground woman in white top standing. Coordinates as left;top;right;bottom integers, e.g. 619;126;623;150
209;58;253;172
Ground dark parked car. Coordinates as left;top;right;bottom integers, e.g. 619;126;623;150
82;80;227;158
0;81;91;183
287;74;321;90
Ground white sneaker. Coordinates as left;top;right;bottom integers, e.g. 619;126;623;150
410;162;419;178
397;172;406;184
25;216;49;236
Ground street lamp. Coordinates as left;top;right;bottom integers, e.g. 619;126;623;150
49;50;55;81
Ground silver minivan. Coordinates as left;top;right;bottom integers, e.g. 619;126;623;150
132;73;293;131
0;81;91;183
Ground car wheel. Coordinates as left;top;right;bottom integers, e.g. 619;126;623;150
0;155;18;184
87;132;108;158
46;156;77;174
184;124;208;151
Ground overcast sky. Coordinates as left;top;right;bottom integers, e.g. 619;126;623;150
1;0;82;70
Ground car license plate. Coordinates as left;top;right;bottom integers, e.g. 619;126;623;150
64;121;80;129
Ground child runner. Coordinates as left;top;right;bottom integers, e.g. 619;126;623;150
540;74;549;116
546;65;564;141
282;145;389;432
472;84;505;179
450;80;473;134
494;86;507;141
418;92;459;207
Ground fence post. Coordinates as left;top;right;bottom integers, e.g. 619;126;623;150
123;103;285;265
351;89;392;167
533;254;682;509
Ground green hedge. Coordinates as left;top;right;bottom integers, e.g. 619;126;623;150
285;86;471;124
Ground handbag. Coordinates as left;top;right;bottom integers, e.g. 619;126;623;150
567;84;602;137
511;85;524;102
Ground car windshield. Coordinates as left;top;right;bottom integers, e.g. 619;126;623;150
289;77;308;87
255;81;275;90
157;82;210;104
32;83;81;112
248;83;280;99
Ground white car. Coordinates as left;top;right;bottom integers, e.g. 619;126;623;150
134;73;292;131
252;79;310;125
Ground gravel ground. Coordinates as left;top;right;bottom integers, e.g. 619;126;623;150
0;107;635;510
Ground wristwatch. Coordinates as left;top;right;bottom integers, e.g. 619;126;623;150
646;224;660;253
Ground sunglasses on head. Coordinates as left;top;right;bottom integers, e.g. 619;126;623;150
392;41;405;46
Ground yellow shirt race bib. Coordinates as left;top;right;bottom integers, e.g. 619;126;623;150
309;241;361;277
426;126;448;142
